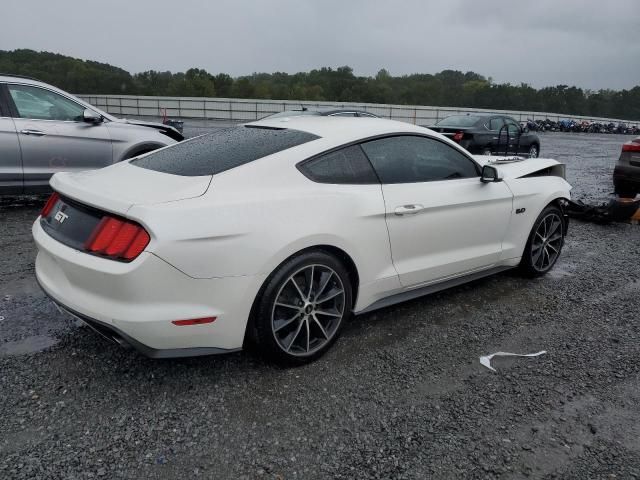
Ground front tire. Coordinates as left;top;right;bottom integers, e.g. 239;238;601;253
251;251;353;364
528;144;539;158
519;205;565;277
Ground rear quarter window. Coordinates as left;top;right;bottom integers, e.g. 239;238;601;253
298;145;379;184
131;126;320;176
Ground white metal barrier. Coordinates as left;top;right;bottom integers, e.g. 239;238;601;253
76;94;640;127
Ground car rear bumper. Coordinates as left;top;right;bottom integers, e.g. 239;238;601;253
33;219;265;357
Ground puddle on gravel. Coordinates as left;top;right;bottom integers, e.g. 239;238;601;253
547;264;575;279
0;335;58;356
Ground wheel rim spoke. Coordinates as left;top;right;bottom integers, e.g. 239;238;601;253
305;318;310;353
307;266;315;299
316;271;334;299
548;232;563;243
312;314;329;339
286;317;305;352
275;302;299;310
315;309;341;318
289;277;307;302
317;288;344;304
274;313;300;333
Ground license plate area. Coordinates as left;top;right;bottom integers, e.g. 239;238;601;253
40;196;105;251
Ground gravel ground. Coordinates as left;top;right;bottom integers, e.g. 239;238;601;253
1;132;639;479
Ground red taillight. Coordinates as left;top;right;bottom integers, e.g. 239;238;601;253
622;141;640;152
453;131;464;142
85;216;150;261
41;192;60;217
171;317;217;326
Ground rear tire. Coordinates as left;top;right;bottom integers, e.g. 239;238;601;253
528;144;539;158
519;205;565;277
250;251;353;365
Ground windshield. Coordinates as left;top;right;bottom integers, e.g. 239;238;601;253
435;115;482;127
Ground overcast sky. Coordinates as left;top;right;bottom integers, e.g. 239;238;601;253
2;0;639;90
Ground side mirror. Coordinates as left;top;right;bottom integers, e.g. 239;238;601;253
83;109;103;124
481;165;503;183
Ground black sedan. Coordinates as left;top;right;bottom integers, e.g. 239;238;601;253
429;114;541;158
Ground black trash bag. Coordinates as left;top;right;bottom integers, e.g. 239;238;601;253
566;198;640;224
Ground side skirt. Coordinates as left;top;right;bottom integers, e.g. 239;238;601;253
356;266;514;315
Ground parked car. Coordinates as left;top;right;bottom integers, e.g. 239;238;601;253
430;114;541;158
613;136;640;197
0;74;184;194
261;107;379;120
34;116;570;363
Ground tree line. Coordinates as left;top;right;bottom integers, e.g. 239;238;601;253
1;49;639;120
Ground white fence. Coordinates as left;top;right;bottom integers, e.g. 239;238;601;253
77;94;640;127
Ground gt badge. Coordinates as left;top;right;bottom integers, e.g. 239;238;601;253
54;211;69;223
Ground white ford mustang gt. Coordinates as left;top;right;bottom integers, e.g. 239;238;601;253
33;117;571;363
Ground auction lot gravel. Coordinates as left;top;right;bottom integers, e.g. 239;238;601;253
1;132;639;479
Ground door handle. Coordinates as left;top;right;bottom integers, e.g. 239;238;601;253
20;129;46;136
394;204;423;216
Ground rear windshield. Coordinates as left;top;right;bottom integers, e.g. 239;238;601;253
435;115;482;127
131;126;320;176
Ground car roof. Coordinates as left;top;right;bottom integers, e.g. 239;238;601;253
0;74;48;86
249;115;445;146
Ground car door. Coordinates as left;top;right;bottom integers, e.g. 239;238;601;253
0;84;23;193
503;117;525;155
487;117;507;154
6;83;112;191
360;135;513;288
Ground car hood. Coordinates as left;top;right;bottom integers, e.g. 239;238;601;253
49;161;211;216
110;118;184;141
472;156;566;179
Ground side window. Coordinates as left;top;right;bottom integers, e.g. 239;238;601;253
505;118;521;135
298;144;379;184
360;135;479;184
8;84;85;121
358;113;378;118
489;117;504;131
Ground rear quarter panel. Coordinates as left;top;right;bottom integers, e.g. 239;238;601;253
126;148;400;308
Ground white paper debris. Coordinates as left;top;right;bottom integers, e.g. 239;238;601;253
479;350;547;372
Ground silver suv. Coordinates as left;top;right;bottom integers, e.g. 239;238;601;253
0;74;183;194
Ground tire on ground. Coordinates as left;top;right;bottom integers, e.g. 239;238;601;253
249;250;353;365
519;204;565;277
